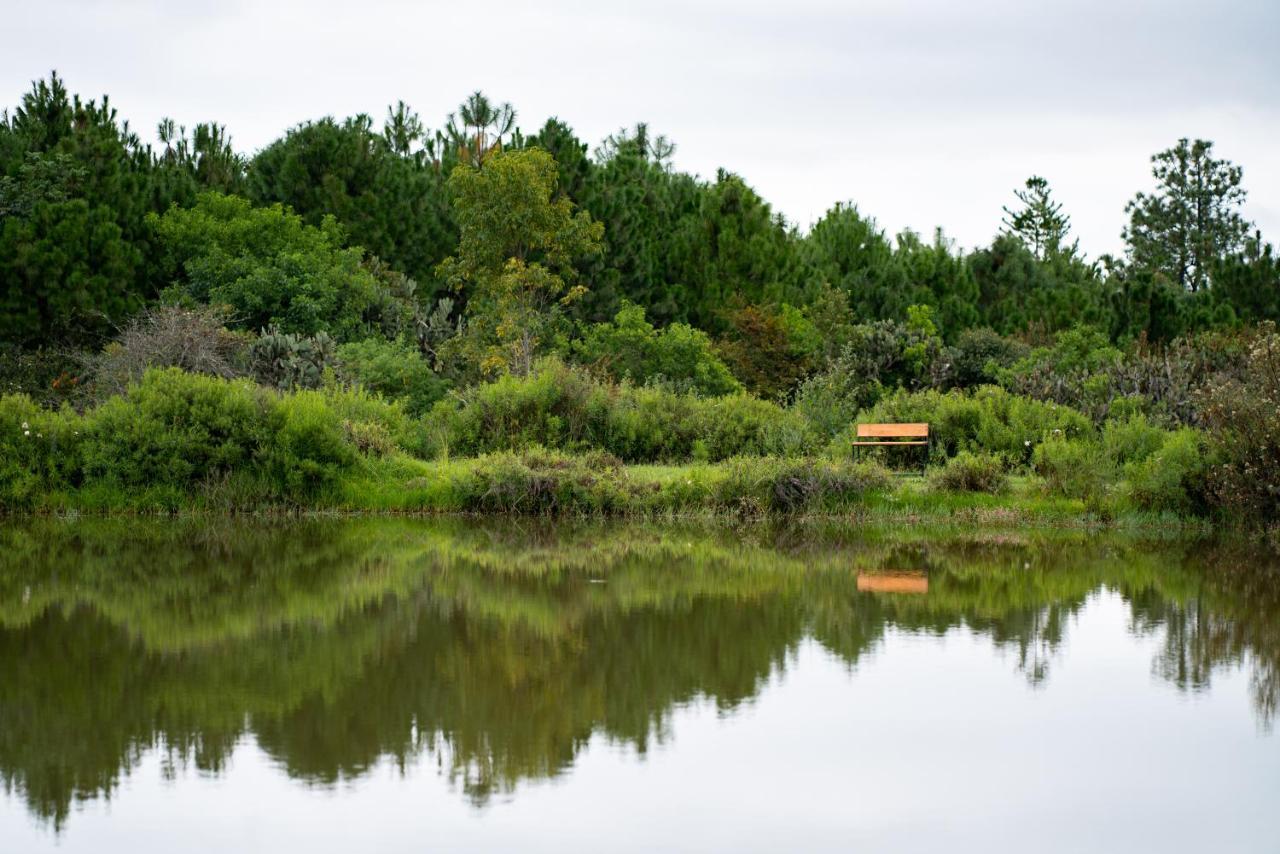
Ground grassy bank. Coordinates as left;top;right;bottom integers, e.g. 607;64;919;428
11;448;1206;530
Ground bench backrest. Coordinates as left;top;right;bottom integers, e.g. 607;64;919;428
857;422;929;439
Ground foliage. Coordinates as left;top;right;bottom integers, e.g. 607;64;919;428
1032;437;1114;502
929;451;1009;494
248;327;337;391
0;368;420;508
422;358;816;463
247;114;454;287
855;386;1093;463
1198;326;1280;520
1124;430;1208;514
572;303;740;396
438;149;603;377
715;304;819;400
336;337;446;416
794;311;945;437
152;192;396;340
1124;138;1251;293
944;327;1029;388
1002;175;1075;261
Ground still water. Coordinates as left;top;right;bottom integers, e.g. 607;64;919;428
0;518;1277;852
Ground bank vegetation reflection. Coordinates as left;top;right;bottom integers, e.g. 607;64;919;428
0;519;1275;828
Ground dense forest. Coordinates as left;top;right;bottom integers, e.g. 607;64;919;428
1;72;1278;525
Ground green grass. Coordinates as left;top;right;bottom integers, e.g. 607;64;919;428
2;447;1209;531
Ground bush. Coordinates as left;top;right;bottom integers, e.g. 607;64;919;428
80;368;272;492
152;192;401;340
1198;326;1280;520
0;368;420;509
454;448;630;514
944;327;1028;388
715;458;892;513
337;337;447;416
794;313;945;436
424;358;818;463
1033;437;1114;501
573;303;741;397
1101;412;1167;466
260;390;356;498
0;395;82;508
852;385;1092;463
86;305;248;401
1124;430;1208;514
929;451;1009;494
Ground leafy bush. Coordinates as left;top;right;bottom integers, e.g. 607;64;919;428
1101;412;1167;466
424;358;818;463
715;457;892;513
852;385;1092;462
1124;430;1208;514
794;312;945;437
944;327;1028;388
260;390;356;498
929;451;1009;494
573;303;741;396
0;395;82;507
1199;326;1280;520
1033;437;1114;501
453;448;630;514
337;337;446;416
0;368;422;509
716;304;821;400
151;192;403;340
79;368;272;494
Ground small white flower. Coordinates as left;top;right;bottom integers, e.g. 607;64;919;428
23;430;30;437
21;422;29;430
1024;440;1031;447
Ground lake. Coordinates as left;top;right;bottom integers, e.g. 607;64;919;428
1;518;1277;852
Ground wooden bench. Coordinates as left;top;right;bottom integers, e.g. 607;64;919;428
852;422;930;471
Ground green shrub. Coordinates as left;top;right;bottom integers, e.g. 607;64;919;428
1033;437;1114;501
261;391;357;499
1102;412;1167;466
2;368;413;508
1124;430;1208;514
573;303;741;397
944;328;1028;388
249;327;337;390
928;451;1009;494
1198;326;1280;520
454;448;630;514
80;368;272;491
0;395;82;508
714;458;892;513
852;385;1092;463
424;358;818;463
337;337;447;416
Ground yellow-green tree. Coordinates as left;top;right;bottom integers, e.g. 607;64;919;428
439;149;602;377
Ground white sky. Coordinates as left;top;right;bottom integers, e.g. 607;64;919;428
5;0;1278;259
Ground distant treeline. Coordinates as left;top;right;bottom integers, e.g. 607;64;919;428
2;72;1276;355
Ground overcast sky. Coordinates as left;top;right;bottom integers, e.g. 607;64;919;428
6;0;1278;258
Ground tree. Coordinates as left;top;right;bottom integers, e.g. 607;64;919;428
438;149;602;376
247;114;455;289
445;91;516;168
152;192;404;340
1123;138;1250;292
1002;175;1074;260
572;302;740;396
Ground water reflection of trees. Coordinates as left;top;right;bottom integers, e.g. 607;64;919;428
0;519;1275;828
